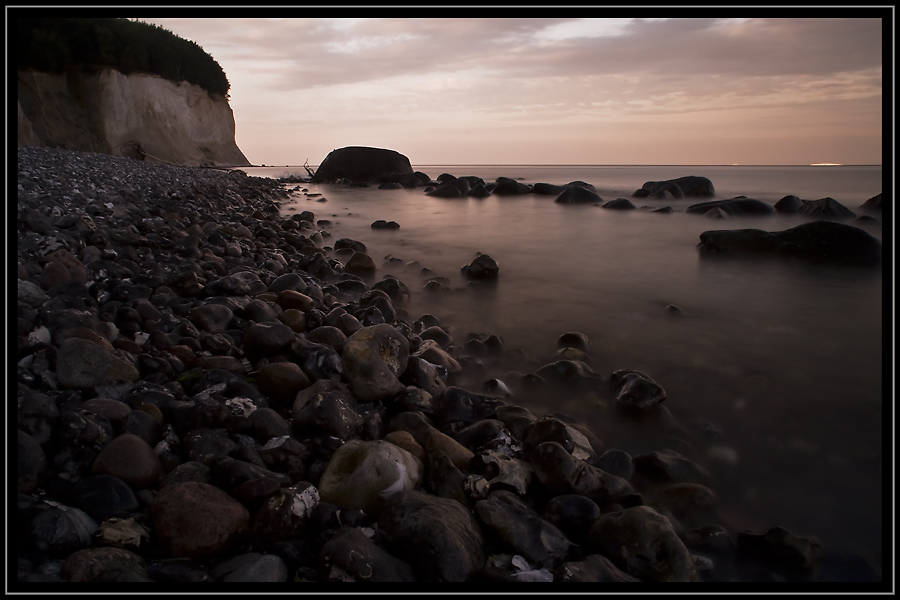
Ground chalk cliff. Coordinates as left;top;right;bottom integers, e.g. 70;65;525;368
18;68;250;167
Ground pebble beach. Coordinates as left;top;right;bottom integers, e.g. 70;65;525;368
15;146;882;586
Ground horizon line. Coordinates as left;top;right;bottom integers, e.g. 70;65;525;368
250;163;883;168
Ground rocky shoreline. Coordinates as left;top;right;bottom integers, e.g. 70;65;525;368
15;147;880;585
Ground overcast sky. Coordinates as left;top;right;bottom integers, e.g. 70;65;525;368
138;17;883;166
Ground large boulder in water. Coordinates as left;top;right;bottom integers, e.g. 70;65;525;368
687;197;775;216
314;147;413;183
797;197;856;219
638;176;715;197
698;220;881;266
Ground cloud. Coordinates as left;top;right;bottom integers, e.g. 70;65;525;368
137;16;883;164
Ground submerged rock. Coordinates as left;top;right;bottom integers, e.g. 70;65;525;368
698;220;881;266
587;505;700;582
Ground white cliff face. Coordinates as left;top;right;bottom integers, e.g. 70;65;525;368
18;69;250;167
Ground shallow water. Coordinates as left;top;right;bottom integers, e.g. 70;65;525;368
247;164;885;573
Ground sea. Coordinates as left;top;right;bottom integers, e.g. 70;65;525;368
239;163;887;572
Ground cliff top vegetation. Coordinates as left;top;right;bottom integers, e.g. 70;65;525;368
17;18;230;97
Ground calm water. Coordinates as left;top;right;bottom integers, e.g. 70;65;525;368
245;164;886;573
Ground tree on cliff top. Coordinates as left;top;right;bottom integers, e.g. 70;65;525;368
16;18;231;98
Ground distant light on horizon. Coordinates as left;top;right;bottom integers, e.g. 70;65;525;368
809;163;844;166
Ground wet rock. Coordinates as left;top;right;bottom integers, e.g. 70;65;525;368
453;419;510;453
682;524;737;555
649;482;719;519
18;430;48;494
534;360;603;389
469;451;532;496
390;386;437;417
243;321;296;362
523;416;595;461
798;197;856;219
306;325;348;354
19;279;48;308
248;407;291;441
601;197;636;210
554;554;639;582
320;526;416;582
92;433;163;489
610;369;667;415
698;220;881;266
495;405;539;441
531;441;633;505
119;409;163;446
437;386;508;426
463;253;499;280
587;505;699;582
293;379;364;440
183;428;238;465
318;439;423;514
211;552;289;582
289;335;344;382
414;340;461;375
687;197;775;216
594;448;634;481
56;338;140;389
859;193;881;211
475;490;573;568
250;482;320;551
341;324;409;402
557;331;590;353
371;219;401;230
492;177;531;195
387;411;439;447
29;500;98;555
150;481;251;559
633;449;710;483
640;176;715;197
425;430;474;471
190;304;234;333
73;475;139;522
162;460;212;488
774;194;804;213
555;186;603;204
256;361;310;408
314;146;413;183
378;490;486;582
543;495;601;544
736;526;824;571
61;547;149;582
384;430;426;465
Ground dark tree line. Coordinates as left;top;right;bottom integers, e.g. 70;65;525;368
17;18;231;97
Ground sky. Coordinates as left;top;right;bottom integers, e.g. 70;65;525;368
137;16;884;166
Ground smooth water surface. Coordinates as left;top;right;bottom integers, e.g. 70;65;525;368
246;164;886;571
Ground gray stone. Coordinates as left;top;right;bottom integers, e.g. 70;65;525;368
531;441;633;505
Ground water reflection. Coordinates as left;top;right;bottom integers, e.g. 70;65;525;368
278;179;883;571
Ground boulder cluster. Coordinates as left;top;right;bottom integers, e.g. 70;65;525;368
16;147;879;585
